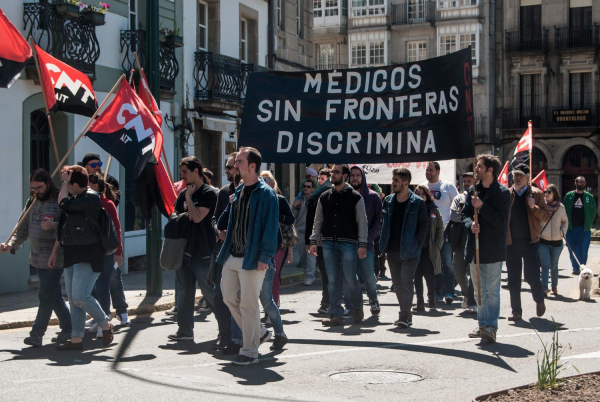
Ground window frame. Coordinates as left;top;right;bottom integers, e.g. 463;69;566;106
438;0;477;10
129;0;138;30
352;0;385;17
277;0;283;29
197;0;208;52
407;40;427;63
437;29;479;66
350;35;387;67
240;18;248;63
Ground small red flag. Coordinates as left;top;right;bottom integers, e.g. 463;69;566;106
35;44;97;116
138;69;163;127
532;170;548;191
499;161;509;187
0;8;32;88
514;121;533;154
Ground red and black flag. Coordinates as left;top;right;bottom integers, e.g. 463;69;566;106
135;70;176;217
86;80;163;180
0;8;32;88
35;44;97;116
510;121;532;169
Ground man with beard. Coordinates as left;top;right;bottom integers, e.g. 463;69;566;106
1;169;72;347
349;166;383;316
80;153;119;206
309;164;368;327
210;152;241;354
422;162;459;304
379;168;428;328
564;176;597;274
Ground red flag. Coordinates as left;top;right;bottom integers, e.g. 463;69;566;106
34;44;97;116
532;170;548;191
499;161;509;187
514;121;532;154
138;69;163;127
0;8;32;88
154;160;176;214
87;80;162;179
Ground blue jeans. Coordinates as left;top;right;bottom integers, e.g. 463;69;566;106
357;250;378;302
440;242;455;296
470;262;502;329
539;242;564;290
31;268;71;338
322;241;362;318
175;258;214;337
64;263;109;338
566;226;591;272
109;267;129;315
93;254;129;316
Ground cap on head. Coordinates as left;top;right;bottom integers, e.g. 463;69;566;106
81;153;101;167
462;172;474;178
512;163;530;176
305;167;318;176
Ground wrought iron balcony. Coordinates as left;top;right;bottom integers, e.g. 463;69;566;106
315;64;348;70
23;2;101;77
502;105;600;130
194;52;269;106
159;45;179;91
505;29;549;53
555;25;600;49
120;30;146;77
391;2;435;25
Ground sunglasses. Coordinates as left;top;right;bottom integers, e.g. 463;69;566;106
544;190;552;194
225;165;235;170
262;177;274;183
87;162;103;168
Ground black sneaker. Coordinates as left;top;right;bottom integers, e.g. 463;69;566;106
24;335;42;347
51;331;71;343
222;342;241;355
168;332;194;341
323;316;344;326
370;300;381;316
317;305;329;314
394;319;409;329
232;354;259;366
259;330;272;345
353;307;365;323
270;334;288;350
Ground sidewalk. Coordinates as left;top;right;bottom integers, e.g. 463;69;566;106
0;260;315;330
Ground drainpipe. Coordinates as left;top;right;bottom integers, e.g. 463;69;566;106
268;0;275;69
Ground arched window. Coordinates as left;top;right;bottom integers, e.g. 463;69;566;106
30;110;50;173
562;145;598;204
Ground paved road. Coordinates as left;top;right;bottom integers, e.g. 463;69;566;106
1;244;599;402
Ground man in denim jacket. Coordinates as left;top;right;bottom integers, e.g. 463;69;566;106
379;168;428;328
216;147;280;366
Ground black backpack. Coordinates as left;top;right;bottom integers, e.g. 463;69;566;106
93;208;120;255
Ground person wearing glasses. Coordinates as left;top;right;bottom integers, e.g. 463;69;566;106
538;184;568;296
309;164;369;327
294;179;317;286
0;169;72;347
563;176;597;275
80;153;119;206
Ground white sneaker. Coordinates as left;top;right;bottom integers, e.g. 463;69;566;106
95;327;102;338
461;299;468;309
85;318;95;327
119;313;131;326
304;280;314;286
165;306;177;316
88;323;99;333
468;305;478;314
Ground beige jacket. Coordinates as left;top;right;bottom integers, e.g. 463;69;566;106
540;203;568;242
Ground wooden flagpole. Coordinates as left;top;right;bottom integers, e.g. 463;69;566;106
3;74;126;244
472;155;482;306
104;155;113;181
132;52;175;186
28;37;60;165
529;120;533;186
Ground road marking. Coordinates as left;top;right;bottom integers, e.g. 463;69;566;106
563;351;600;360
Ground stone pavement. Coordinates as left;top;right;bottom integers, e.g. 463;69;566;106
0;259;314;330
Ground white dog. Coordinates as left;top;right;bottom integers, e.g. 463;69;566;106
579;266;594;301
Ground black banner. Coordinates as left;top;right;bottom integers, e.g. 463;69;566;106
239;48;475;163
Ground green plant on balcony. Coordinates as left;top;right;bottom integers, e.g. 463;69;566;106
54;0;82;18
81;2;109;25
165;22;183;48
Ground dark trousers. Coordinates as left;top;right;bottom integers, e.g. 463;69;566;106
414;250;435;304
31;268;71;338
467;276;476;307
387;251;420;321
506;238;544;315
210;254;232;344
316;246;330;306
176;258;214;337
93;254;129;316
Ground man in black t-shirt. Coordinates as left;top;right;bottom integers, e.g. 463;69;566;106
168;156;218;342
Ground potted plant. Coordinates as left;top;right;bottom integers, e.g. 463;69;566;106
54;0;81;19
165;22;183;48
81;2;109;26
159;24;168;43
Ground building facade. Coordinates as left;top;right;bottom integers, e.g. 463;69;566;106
499;0;599;206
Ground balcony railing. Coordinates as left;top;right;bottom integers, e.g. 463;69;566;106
314;14;348;28
194;52;269;105
349;15;390;29
391;2;435;25
24;2;101;77
472;115;492;144
315;64;348;70
159;45;179;91
505;29;549;52
502;105;600;130
555;25;600;49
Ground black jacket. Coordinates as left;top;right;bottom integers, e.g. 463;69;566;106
461;179;511;264
58;189;102;246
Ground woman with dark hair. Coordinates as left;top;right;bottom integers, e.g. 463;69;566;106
88;173;129;334
413;185;444;311
0;169;72;347
48;165;114;350
539;184;568;296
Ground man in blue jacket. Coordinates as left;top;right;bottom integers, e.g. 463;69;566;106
216;147;280;366
379;168;428;329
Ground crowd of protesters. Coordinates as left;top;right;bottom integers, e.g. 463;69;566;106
0;148;597;364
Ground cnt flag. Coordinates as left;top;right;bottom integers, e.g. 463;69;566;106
86;80;162;180
499;161;509;187
0;8;32;88
532;170;548;191
35;44;97;117
136;69;176;218
510;120;532;169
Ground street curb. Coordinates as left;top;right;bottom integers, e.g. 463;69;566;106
0;270;315;331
